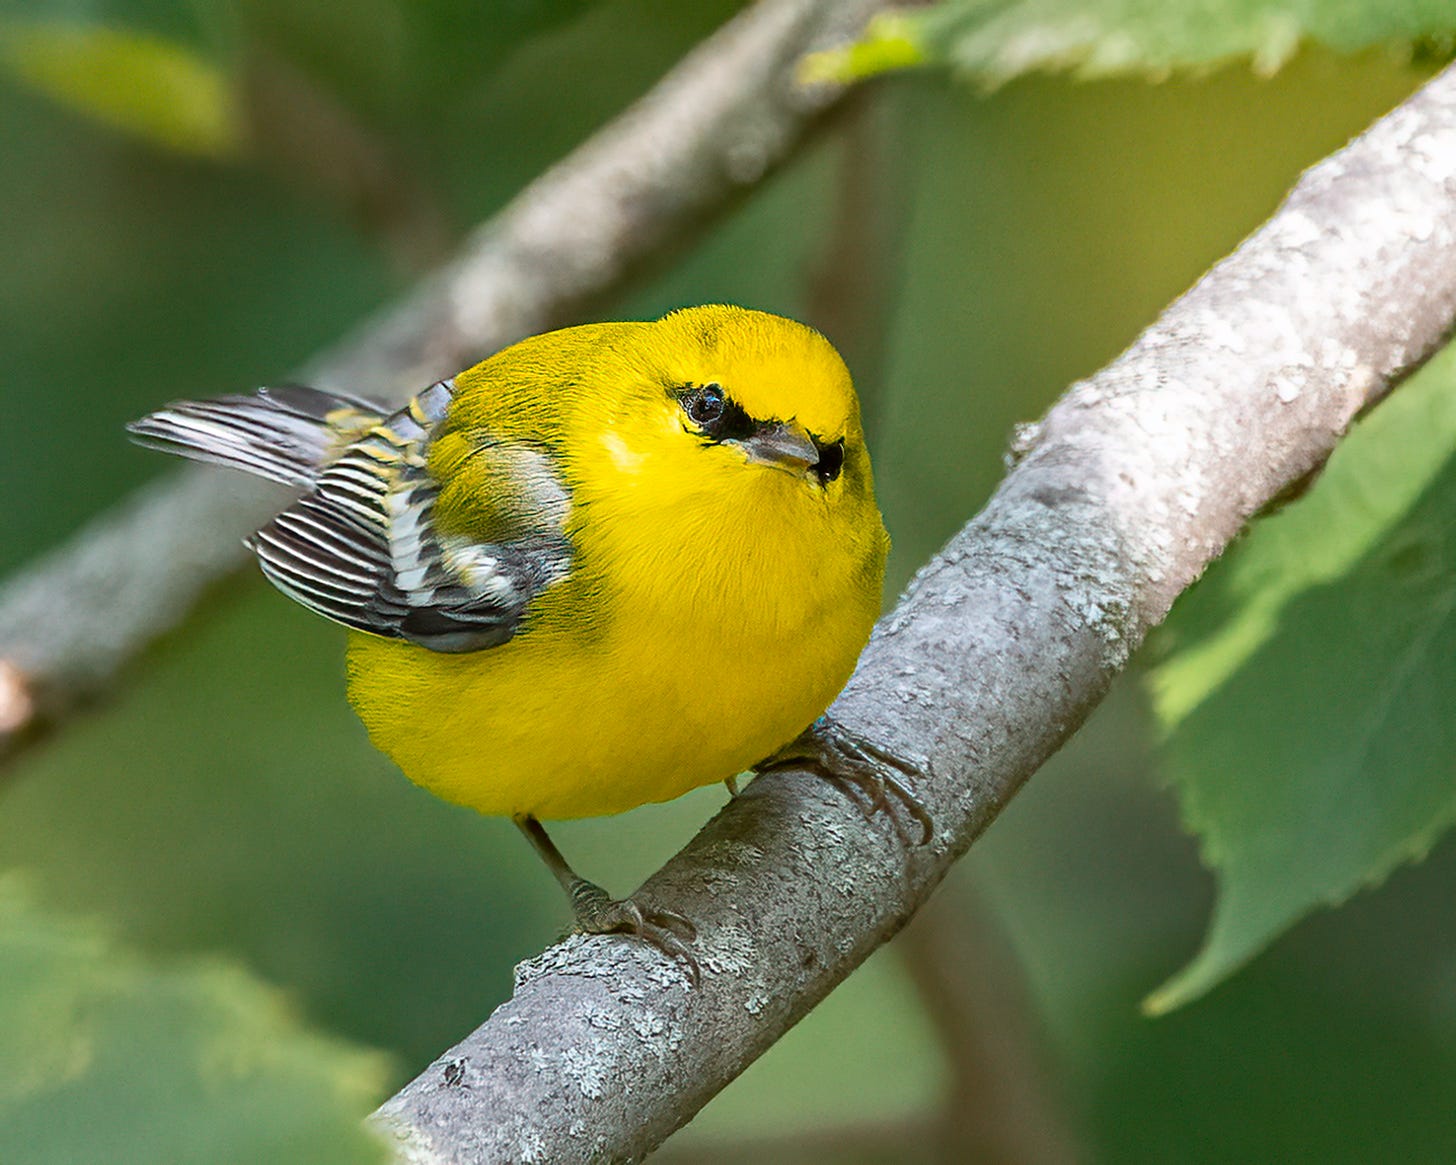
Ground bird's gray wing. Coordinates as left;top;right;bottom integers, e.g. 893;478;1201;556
249;378;572;652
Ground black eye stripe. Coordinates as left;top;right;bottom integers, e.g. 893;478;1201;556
676;383;848;484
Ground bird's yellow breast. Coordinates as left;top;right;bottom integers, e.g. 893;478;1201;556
345;476;884;819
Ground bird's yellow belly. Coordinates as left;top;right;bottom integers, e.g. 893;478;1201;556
344;597;870;819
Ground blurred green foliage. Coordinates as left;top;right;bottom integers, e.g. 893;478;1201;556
0;22;240;158
814;0;1456;86
0;876;391;1164
2;0;1455;1160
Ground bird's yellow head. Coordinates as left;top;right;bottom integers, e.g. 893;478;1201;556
560;304;889;620
599;305;875;511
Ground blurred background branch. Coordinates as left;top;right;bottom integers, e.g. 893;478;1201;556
372;62;1456;1160
0;0;894;763
894;880;1080;1164
239;44;455;276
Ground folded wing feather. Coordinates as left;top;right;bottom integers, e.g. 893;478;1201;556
134;377;572;653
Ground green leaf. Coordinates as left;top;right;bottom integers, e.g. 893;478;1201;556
805;0;1456;86
0;876;392;1165
1145;346;1456;1013
0;21;242;158
799;13;926;85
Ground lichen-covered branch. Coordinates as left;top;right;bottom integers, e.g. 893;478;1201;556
371;64;1456;1163
0;0;891;757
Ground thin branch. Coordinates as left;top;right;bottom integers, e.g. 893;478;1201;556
240;45;457;275
370;65;1456;1163
0;0;892;759
897;877;1080;1164
800;89;908;411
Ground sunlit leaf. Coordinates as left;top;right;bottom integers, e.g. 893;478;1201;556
0;876;392;1165
799;12;926;84
1146;346;1456;1012
807;0;1456;85
0;21;242;158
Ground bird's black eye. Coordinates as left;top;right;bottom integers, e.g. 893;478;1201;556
815;439;845;485
683;383;726;428
677;384;755;443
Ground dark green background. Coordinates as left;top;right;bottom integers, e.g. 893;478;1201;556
2;1;1452;1159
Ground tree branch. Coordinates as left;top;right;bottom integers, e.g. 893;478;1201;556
896;878;1080;1164
0;0;891;759
370;64;1456;1163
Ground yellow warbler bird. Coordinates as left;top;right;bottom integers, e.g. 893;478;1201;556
130;305;926;970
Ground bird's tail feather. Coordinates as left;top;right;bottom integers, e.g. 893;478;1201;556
127;385;383;487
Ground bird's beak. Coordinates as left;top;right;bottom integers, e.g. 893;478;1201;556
732;420;820;476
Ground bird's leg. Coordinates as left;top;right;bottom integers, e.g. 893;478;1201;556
724;774;741;797
753;715;934;846
514;815;699;983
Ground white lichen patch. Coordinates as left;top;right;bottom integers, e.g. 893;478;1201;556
1188;305;1249;355
513;1127;549;1164
613;974;648;1007
700;920;757;977
1272;369;1305;403
580;1001;624;1032
697;868;742;894
1409;128;1456;184
694;838;766;869
515;936;597;988
630;1011;668;1042
560;1046;613;1100
1052;561;1137;670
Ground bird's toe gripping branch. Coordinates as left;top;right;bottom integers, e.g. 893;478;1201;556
754;715;935;847
568;877;701;985
515;814;701;984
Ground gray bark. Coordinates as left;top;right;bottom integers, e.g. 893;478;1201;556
371;64;1456;1163
0;0;890;752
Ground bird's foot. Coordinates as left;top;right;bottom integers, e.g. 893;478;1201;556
514;815;701;986
568;877;700;985
755;716;934;846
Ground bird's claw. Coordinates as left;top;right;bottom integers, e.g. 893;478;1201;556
755;716;934;846
568;878;700;985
